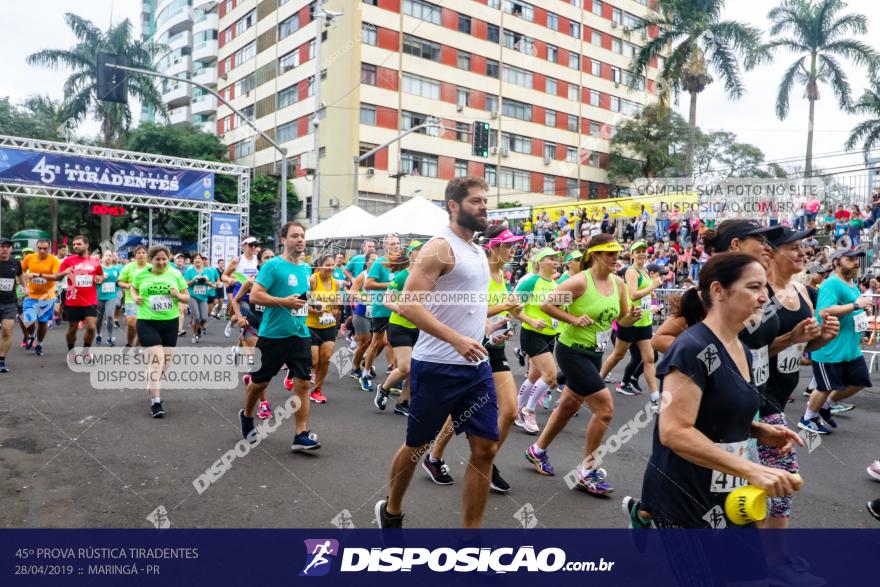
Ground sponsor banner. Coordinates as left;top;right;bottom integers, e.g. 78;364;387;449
1;530;875;585
0;147;214;201
210;214;240;268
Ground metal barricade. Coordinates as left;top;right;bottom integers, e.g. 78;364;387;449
651;288;689;326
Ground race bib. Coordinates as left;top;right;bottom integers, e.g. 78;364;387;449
193;285;207;295
709;440;749;493
0;278;13;292
149;295;173;312
551;318;560;330
253;304;265;313
31;276;47;285
595;328;612;353
101;282;116;293
75;274;93;287
641;295;652;311
750;346;769;387
777;343;805;374
854;312;868;333
290;304;308;317
319;313;336;326
366;305;373;318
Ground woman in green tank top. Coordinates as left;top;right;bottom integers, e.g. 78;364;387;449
524;234;643;495
598;241;663;398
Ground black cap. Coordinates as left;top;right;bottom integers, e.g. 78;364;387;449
0;237;13;246
715;220;785;252
769;226;816;247
829;248;865;262
645;263;669;275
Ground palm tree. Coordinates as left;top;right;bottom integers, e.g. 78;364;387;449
845;82;880;163
628;0;763;178
767;0;878;177
27;14;166;241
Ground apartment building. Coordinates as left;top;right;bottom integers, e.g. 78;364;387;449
141;0;221;132
216;0;664;220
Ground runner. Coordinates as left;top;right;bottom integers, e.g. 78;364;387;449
348;252;379;384
239;222;319;451
184;253;217;344
375;176;496;529
799;248;873;434
95;250;121;346
210;258;227;318
230;248;275;420
361;235;402;392
20;239;60;356
223;237;261;337
118;246;149;348
513;247;561;434
556;250;583;284
0;237;25;373
131;245;190;418
53;236;104;358
373;241;423;414
526;234;641;495
343;240;376;283
306;255;341;404
616;263;666;394
172;254;188;336
630;252;804;529
599;241;663;400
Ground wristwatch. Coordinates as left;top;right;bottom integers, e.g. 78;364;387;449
853;300;861;311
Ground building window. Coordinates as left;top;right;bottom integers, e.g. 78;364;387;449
456;87;469;107
612;38;622;54
458;14;471;34
484;164;497;187
547;44;558;63
485;94;498;113
457;50;471;70
277;120;298;143
486;59;499;78
234;41;256;65
236;73;256;95
610;96;620;112
592;0;603;16
500;168;529;191
612;7;622;25
279;50;300;73
279;14;300;39
401;73;440;99
361;63;377;85
591;30;602;46
567;114;578;132
487;24;500;43
362;23;377;45
278;85;298;108
403;0;441;24
402;111;430;132
235;105;254;126
401;150;439;177
590;89;600;107
569;53;579;70
502;99;532;122
589;182;599;199
504;31;534;55
359;143;377;168
236;10;255;35
545;109;556;127
403;34;441;61
569;21;580;38
503;65;533;88
590;121;601;137
504;0;535;21
502;132;531;154
588;152;600;167
591;59;601;77
611;66;621;83
455;159;468;177
567;84;579;101
544;142;555;160
360;104;377;125
233;139;254;159
566;178;578;198
546;78;557;95
544;175;555;195
456;122;469;142
547;13;558;32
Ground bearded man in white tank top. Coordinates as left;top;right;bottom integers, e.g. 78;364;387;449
375;176;498;529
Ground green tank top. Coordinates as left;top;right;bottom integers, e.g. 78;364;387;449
558;270;620;354
486;274;510;347
388;269;416;329
516;273;558;335
630;267;653;328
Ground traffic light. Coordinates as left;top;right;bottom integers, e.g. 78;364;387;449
472;121;490;158
97;52;128;103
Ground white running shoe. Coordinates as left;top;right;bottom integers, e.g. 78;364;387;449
521;407;539;434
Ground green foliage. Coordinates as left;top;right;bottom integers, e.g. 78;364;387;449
497;201;522;209
845;82;880;163
249;175;302;245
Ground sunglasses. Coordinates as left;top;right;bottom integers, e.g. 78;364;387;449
247;243;259;247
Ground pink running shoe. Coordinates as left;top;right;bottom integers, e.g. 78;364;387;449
257;401;272;420
520;407;539;434
283;371;294;391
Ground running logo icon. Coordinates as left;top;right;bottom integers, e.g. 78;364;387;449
299;539;339;577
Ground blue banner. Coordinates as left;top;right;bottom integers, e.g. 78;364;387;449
119;236;197;252
1;529;877;586
0;147;214;201
210;214;240;267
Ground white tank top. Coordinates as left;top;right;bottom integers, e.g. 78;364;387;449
412;226;490;366
238;254;259;277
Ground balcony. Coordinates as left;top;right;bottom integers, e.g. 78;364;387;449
159;6;193;37
191;94;217;115
164;55;192;77
193;40;218;63
193;0;218;11
166;30;191;52
192;66;217;86
162;83;192;108
197;120;216;134
192;11;218;34
168;106;191;125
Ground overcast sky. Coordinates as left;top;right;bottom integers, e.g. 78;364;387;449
1;0;878;172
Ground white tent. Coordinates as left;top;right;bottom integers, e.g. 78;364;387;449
374;196;448;236
305;205;383;241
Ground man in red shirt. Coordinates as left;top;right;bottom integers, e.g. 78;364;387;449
48;235;104;355
834;204;851;223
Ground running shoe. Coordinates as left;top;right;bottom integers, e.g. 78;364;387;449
515;347;526;367
798;417;832;435
224;320;233;337
525;444;555;476
239;409;256;442
242;373;252;387
541;389;553;410
21;337;30;349
359;374;373;392
349;368;362;380
283;371;294;391
291;430;321;451
867;461;880;482
388;381;403;395
603;375;617;384
616;382;637;396
0;360;8;374
150;402;165;418
422;456;453;485
830;402;854;415
577;469;614;495
490;465;510;493
368;366;376;379
868;499;880;522
34;344;44;356
310;388;327;404
348;338;357;350
513;410;525;427
520;407;540;434
256;401;272;420
375;499;404;529
622;496;653;528
95;334;102;344
177;330;186;336
386;365;394;374
630;379;643;394
192;336;200;344
817;408;838;429
373;384;389;410
107;337;115;347
650;399;660;413
393;400;410;416
309;372;316;385
802;387;815;397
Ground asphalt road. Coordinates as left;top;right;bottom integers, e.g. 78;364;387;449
2;321;879;529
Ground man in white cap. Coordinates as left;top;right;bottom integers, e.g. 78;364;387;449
223;237;262;336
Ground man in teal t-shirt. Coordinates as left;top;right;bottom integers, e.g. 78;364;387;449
360;234;401;389
344;240;376;282
239;221;320;451
800;248;872;435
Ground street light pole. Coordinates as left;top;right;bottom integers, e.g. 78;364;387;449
105;63;290;226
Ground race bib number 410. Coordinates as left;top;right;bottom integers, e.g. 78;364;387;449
709;440;749;493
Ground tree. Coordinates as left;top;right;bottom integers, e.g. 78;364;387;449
766;0;878;176
497;201;523;209
629;0;763;177
27;13;166;241
844;81;880;163
695;131;789;181
250;176;301;245
607;103;689;183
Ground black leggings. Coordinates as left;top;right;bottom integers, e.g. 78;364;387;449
137;319;179;348
622;345;658;385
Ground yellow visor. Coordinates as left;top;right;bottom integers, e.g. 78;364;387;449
587;241;623;253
